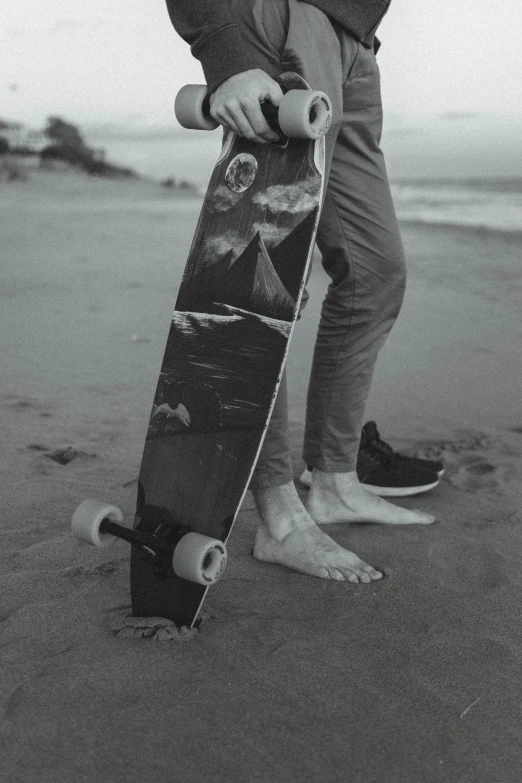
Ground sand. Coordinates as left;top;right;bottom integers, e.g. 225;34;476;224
1;168;521;783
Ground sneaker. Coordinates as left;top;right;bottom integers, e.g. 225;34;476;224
361;421;444;478
299;421;443;497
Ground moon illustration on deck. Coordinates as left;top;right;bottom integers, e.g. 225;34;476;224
225;154;259;193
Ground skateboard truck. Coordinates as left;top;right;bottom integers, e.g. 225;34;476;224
71;499;227;586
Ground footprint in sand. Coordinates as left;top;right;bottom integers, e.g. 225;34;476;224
31;446;98;465
411;429;519;495
8;399;36;411
449;459;501;492
111;613;199;641
67;562;118;579
45;447;81;465
3;396;53;418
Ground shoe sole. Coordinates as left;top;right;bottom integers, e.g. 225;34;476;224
400;466;445;479
362;479;440;497
298;470;440;497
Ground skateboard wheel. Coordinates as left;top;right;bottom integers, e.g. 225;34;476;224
71;498;123;548
172;533;227;585
174;85;219;131
278;90;332;139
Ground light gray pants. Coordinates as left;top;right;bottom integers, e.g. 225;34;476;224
231;0;407;489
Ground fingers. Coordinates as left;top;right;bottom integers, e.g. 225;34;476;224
212;101;279;144
209;69;284;143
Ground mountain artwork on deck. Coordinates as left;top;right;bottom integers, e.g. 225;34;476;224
147;128;323;438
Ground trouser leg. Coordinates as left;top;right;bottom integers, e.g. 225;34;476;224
243;0;346;490
303;38;407;472
230;0;406;488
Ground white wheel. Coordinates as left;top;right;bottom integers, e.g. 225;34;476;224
278;89;332;139
71;498;122;548
174;85;218;131
172;532;227;585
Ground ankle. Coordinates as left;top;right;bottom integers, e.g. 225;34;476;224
253;480;298;510
253;481;313;541
311;469;359;491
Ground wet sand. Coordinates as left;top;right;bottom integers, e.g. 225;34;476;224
1;169;521;782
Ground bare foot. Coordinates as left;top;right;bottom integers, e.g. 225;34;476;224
252;482;383;583
307;470;436;525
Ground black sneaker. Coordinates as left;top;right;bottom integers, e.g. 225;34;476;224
361;421;444;478
299;421;442;496
353;450;439;497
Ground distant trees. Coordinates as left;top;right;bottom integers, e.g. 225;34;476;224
41;116;136;177
44;116;85;151
160;176;197;192
0;119;11;155
0;119;23;180
1;115;196;188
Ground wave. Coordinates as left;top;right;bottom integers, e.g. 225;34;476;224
393;177;522;194
391;179;522;233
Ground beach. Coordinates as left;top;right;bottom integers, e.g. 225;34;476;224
1;167;521;782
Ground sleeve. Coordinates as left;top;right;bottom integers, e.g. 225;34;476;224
164;1;255;95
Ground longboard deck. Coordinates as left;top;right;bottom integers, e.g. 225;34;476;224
131;73;326;627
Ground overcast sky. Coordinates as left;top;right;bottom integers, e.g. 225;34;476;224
1;0;521;132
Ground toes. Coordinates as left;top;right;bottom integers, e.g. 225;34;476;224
363;565;383;581
355;568;383;583
350;563;383;583
413;511;436;525
346;572;360;584
318;567;345;581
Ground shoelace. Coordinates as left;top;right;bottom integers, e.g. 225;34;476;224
363;423;393;452
361;423;397;469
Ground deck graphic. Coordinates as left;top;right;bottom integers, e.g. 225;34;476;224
132;73;326;623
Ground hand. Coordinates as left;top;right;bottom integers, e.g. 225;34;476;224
209;69;283;144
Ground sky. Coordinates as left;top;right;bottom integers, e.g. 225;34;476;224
1;0;521;179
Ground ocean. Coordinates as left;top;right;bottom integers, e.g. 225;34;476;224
390;178;522;233
84;127;522;235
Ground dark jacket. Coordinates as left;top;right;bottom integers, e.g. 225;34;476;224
165;0;390;94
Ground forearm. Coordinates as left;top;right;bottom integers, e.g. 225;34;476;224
164;0;253;94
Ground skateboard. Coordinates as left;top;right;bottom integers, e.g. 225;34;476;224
71;72;331;628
